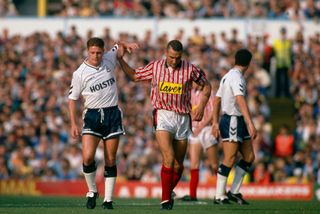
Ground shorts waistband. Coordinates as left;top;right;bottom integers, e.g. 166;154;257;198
156;108;190;116
88;105;118;111
223;114;243;118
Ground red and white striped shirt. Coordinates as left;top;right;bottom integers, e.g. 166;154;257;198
135;59;207;114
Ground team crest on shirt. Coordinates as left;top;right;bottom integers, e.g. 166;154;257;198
101;65;111;72
159;82;182;94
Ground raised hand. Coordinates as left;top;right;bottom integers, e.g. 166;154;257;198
124;42;139;53
117;42;139;59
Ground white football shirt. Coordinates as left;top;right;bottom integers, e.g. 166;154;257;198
68;45;119;109
216;68;246;116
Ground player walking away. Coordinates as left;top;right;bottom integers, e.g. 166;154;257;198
181;83;219;202
117;40;212;210
211;49;257;205
68;37;137;210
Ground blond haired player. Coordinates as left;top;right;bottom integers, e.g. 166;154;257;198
68;38;138;210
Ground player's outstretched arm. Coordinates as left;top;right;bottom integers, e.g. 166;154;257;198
118;57;137;81
116;41;139;82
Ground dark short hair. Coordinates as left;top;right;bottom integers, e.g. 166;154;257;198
280;26;287;33
167;40;183;52
87;37;104;49
235;49;252;66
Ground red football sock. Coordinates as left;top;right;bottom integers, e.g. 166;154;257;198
172;165;184;189
161;165;174;202
190;169;199;199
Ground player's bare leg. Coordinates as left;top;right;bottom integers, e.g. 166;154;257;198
102;137;120;209
228;140;254;205
156;131;175;210
206;144;219;174
82;135;100;209
169;139;188;205
214;141;238;204
173;139;188;188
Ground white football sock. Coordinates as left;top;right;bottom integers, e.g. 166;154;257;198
230;166;246;194
215;173;228;199
83;171;97;193
104;177;116;202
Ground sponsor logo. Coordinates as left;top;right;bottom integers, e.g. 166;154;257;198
159;82;182;94
90;77;115;92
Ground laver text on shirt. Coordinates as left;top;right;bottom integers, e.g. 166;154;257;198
159;82;182;94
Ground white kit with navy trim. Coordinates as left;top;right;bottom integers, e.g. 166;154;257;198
68;44;119;109
216;68;246;116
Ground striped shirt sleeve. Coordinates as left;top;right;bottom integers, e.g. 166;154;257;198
135;61;155;81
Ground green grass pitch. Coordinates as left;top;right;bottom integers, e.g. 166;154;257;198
0;195;319;214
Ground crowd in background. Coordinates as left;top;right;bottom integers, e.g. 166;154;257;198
1;24;320;185
0;0;320;187
1;0;320;20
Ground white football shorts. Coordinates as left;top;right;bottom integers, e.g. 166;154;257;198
154;109;192;140
189;126;218;150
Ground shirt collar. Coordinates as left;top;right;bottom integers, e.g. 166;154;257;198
165;60;182;70
84;59;102;70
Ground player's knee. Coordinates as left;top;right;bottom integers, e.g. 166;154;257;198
83;157;95;167
83;161;97;173
250;153;255;163
105;157;116;166
223;155;237;167
173;163;184;173
245;152;255;164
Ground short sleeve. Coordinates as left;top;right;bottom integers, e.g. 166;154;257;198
230;76;245;96
135;61;155;81
216;82;222;98
103;44;119;70
68;72;81;100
